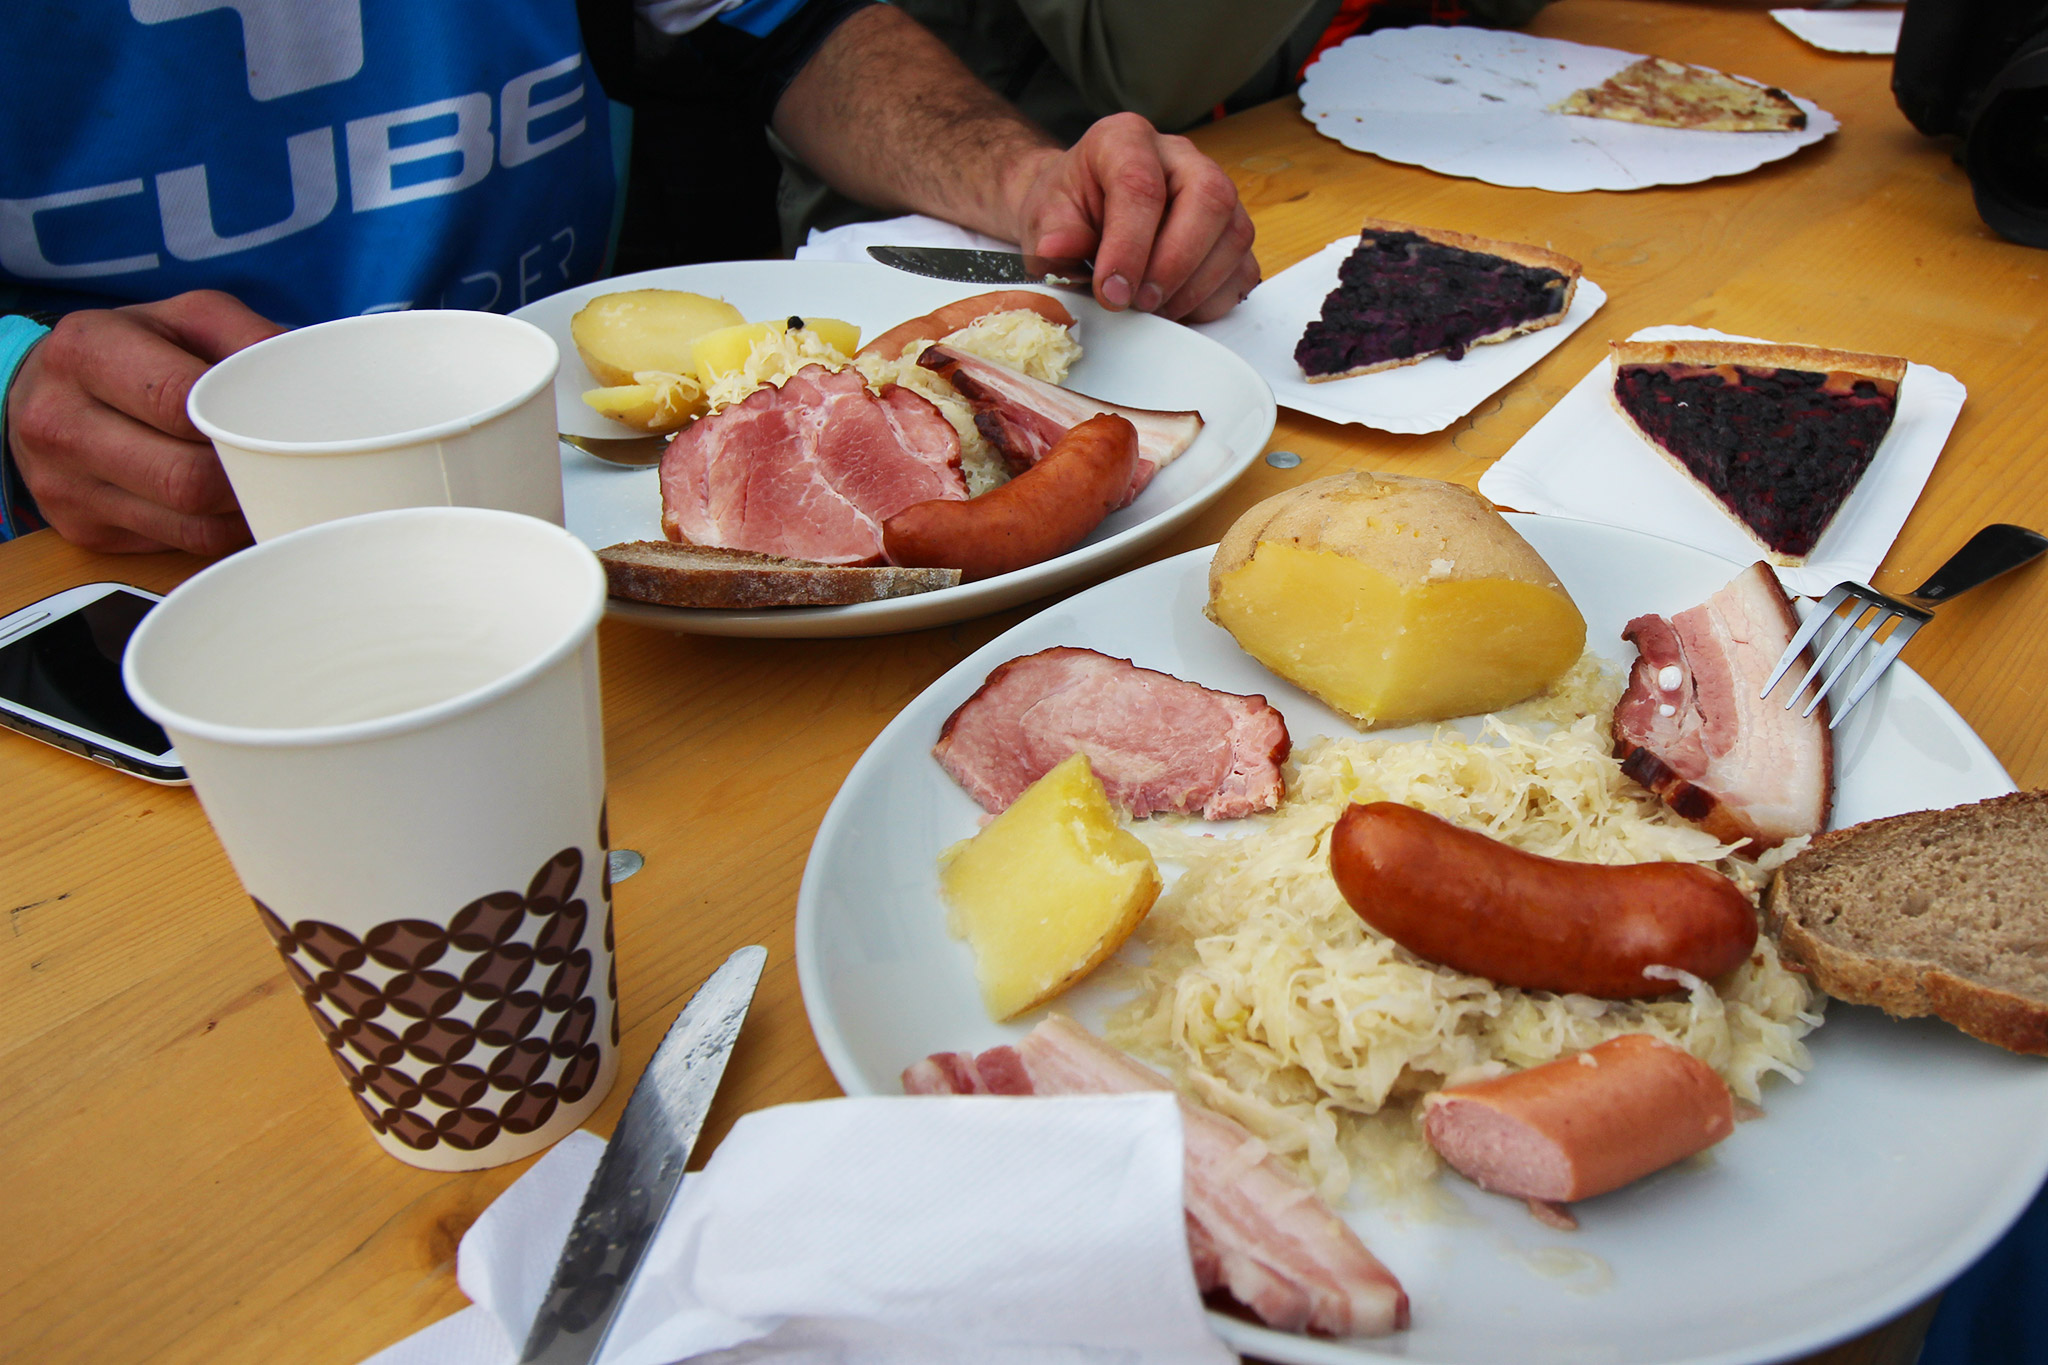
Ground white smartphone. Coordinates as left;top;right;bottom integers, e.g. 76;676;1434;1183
0;582;188;784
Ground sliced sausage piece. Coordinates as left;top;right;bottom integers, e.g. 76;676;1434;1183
882;413;1137;581
1423;1034;1735;1204
856;290;1075;362
1329;801;1758;999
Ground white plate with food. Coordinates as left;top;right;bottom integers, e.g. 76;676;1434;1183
511;260;1275;638
1300;27;1836;192
795;514;2041;1365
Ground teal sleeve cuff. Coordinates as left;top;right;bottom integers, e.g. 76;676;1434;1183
0;314;53;542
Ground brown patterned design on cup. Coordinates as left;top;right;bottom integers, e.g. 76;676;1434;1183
256;842;615;1154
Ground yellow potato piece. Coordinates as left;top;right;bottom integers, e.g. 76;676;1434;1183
939;753;1162;1021
579;376;700;433
570;290;744;387
1207;472;1586;729
688;316;861;386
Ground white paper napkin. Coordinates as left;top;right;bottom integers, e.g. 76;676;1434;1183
1771;8;1904;55
796;214;1014;262
1194;235;1605;432
1477;326;1968;598
362;1093;1237;1365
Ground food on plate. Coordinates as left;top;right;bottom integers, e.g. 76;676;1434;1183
1422;1034;1735;1215
1552;56;1807;132
1764;790;2048;1055
596;541;961;609
856;289;1076;363
1109;692;1818;1204
903;1015;1410;1337
1615;562;1833;852
1330;801;1759;999
882;414;1138;582
691;315;860;387
659;365;966;565
1610;339;1906;565
918;345;1203;506
932;646;1289;820
1204;473;1586;729
938;754;1162;1020
572;289;746;432
1293;219;1581;382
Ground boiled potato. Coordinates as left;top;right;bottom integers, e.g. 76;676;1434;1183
579;375;703;433
570;290;744;387
939;753;1161;1021
1206;472;1585;729
689;316;860;386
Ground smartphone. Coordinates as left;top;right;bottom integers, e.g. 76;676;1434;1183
0;582;187;784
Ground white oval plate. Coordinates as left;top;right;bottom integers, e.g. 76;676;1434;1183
510;260;1275;638
796;516;2039;1365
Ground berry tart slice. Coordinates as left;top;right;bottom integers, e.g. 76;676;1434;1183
1609;339;1907;565
1295;219;1582;382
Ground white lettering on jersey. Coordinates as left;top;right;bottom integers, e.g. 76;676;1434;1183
156;127;338;261
501;55;587;168
129;0;365;102
0;180;160;280
345;93;495;212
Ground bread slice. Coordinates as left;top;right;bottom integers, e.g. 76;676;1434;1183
1763;791;2048;1054
598;541;962;609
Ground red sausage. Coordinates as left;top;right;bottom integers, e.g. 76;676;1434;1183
1329;802;1757;999
882;414;1137;581
857;290;1075;362
1423;1034;1735;1203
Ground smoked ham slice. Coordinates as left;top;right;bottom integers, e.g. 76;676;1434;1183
903;1016;1410;1338
933;647;1289;820
1612;562;1832;851
659;365;966;565
917;345;1203;506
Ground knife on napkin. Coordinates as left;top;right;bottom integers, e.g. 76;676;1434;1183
516;944;767;1365
867;244;1093;290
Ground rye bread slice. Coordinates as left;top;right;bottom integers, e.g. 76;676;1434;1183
598;541;961;609
1763;790;2048;1054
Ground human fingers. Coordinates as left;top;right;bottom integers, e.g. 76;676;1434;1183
1155;199;1260;323
1127;137;1253;320
137;288;287;364
1043;113;1170;313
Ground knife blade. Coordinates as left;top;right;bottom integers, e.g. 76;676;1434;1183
517;944;768;1365
867;244;1094;290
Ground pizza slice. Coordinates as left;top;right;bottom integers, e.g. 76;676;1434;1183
1609;339;1907;565
1294;218;1582;382
1554;56;1807;133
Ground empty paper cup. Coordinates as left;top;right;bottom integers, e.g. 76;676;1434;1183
124;507;616;1171
187;310;563;541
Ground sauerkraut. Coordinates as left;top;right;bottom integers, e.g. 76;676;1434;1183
1103;657;1823;1208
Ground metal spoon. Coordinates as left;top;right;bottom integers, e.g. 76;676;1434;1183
559;433;669;468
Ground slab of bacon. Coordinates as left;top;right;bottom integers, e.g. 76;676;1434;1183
903;1016;1410;1339
660;365;966;566
1613;561;1833;852
918;345;1204;507
933;647;1288;820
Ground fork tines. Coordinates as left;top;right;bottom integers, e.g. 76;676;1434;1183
1759;583;1933;731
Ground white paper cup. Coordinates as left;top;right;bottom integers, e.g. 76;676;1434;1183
188;311;564;541
124;507;616;1171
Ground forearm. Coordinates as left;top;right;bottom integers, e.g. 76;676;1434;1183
769;4;1061;243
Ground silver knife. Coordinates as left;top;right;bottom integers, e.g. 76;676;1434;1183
517;944;768;1365
867;244;1094;290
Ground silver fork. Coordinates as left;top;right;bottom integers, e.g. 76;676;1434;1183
1760;523;2048;730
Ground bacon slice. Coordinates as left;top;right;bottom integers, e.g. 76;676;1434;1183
917;345;1203;506
660;365;966;566
1612;562;1832;851
903;1016;1409;1338
933;647;1289;820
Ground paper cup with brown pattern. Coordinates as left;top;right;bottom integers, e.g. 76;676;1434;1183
124;506;618;1171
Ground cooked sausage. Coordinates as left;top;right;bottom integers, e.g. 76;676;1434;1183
882;413;1137;581
1329;802;1757;999
1422;1034;1735;1203
856;290;1076;362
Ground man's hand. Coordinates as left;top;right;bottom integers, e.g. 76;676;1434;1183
6;290;284;555
1010;113;1258;325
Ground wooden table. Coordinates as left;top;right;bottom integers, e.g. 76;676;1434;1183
3;4;2039;1362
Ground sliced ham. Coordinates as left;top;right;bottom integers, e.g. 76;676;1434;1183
902;1016;1409;1339
1613;561;1833;851
917;345;1203;506
933;647;1288;820
660;365;966;566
